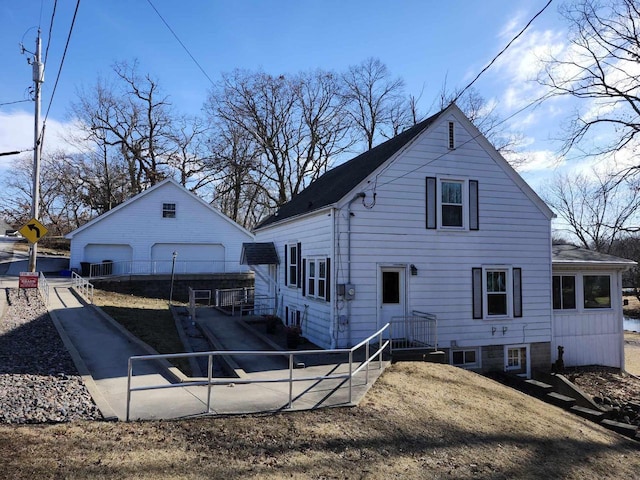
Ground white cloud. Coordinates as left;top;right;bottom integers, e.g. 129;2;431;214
0;110;84;170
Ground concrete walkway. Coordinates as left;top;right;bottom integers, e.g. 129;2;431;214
0;261;387;421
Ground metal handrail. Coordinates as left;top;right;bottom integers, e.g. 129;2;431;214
125;323;390;421
71;271;94;303
87;260;252;278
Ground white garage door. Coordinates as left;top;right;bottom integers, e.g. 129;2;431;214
151;243;225;273
84;244;133;264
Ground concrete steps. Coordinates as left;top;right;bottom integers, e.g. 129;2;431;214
495;372;639;441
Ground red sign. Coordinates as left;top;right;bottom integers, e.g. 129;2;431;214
19;272;39;289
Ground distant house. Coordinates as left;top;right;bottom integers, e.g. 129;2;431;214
552;245;635;369
66;178;254;277
243;103;634;376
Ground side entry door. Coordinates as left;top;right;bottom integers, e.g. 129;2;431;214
379;266;406;335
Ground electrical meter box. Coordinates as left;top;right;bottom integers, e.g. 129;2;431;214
337;283;356;300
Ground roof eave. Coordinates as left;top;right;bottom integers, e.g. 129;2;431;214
254;205;336;232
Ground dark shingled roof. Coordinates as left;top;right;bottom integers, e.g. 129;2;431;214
241;242;279;265
255;109;444;229
552;244;636;266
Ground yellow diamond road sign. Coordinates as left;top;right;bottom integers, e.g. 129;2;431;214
19;218;48;244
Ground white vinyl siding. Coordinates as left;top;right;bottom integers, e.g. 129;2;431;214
255;210;333;348
68;180;253;274
256;108;553;353
552;269;623;368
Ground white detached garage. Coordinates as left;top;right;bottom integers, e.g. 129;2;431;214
66;179;254;277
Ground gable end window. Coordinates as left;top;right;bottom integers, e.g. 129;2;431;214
448;121;455;149
426;178;479;231
162;203;176;218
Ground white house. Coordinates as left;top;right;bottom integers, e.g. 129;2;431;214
66;178;254;276
552;244;635;369
247;104;557;376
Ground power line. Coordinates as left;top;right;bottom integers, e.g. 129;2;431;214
452;0;553;104
44;0;58;66
145;0;216;86
0;99;32;107
41;0;80;149
374;90;555;190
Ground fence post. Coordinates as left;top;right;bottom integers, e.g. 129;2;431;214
348;350;353;403
288;353;294;409
365;341;370;384
126;358;133;422
207;354;213;413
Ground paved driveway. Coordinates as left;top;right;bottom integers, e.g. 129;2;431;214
0;237;19;275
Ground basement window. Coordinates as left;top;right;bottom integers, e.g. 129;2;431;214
451;348;479;368
163;203;176;218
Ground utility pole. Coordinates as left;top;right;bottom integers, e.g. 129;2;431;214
28;30;44;273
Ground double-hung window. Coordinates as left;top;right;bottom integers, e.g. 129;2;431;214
162;203;176;218
306;258;327;300
486;269;508;316
285;243;301;288
473;266;522;319
441;181;463;227
426;177;479;230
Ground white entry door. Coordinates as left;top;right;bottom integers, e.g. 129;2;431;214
379;266;406;334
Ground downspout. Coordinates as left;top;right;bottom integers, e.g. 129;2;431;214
330;208;337;349
345;192;366;346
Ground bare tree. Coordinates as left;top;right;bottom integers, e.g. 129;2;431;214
0;153;95;235
538;0;640;158
542;170;640;253
70;61;175;195
342;58;408;149
207;69;354;211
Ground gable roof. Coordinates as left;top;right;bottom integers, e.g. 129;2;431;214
552;244;636;269
65;178;253;239
255;108;445;229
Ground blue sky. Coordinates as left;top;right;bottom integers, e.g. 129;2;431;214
0;1;590;193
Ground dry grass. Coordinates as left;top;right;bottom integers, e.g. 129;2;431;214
92;289;191;375
0;362;638;479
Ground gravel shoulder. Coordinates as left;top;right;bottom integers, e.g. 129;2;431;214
0;288;101;423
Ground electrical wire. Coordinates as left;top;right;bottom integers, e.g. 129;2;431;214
452;0;553;105
44;0;58;67
40;0;80;151
145;0;216;86
0;99;32;107
374;89;555;190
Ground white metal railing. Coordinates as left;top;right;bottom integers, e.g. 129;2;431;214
252;295;277;316
86;260;251;278
71;271;94;303
215;287;255;316
389;310;438;352
38;272;50;305
125;323;391;421
188;287;212;319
